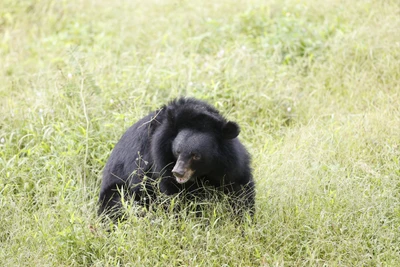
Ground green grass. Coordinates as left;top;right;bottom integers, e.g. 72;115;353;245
1;0;399;265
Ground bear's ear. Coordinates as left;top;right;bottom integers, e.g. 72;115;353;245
166;107;175;124
222;121;240;139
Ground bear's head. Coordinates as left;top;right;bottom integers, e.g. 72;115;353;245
170;121;239;184
151;98;241;184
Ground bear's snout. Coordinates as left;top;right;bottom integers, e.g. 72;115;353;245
172;158;194;184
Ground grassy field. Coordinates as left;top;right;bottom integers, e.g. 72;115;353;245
1;0;399;266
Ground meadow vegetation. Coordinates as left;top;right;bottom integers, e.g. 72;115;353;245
0;0;399;265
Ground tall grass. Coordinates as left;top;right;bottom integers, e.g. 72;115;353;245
1;0;399;265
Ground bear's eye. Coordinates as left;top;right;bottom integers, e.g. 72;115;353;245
192;153;201;161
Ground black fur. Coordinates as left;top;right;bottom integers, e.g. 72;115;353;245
99;97;255;220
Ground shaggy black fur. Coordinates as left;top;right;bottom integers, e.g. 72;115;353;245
99;97;255;220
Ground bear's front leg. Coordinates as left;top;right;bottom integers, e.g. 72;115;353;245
226;182;255;219
158;175;182;196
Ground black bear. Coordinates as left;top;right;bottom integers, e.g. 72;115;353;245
99;97;255;220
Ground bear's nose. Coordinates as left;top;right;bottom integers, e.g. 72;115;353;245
172;170;185;178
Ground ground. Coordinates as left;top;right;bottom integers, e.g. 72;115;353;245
0;0;399;266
